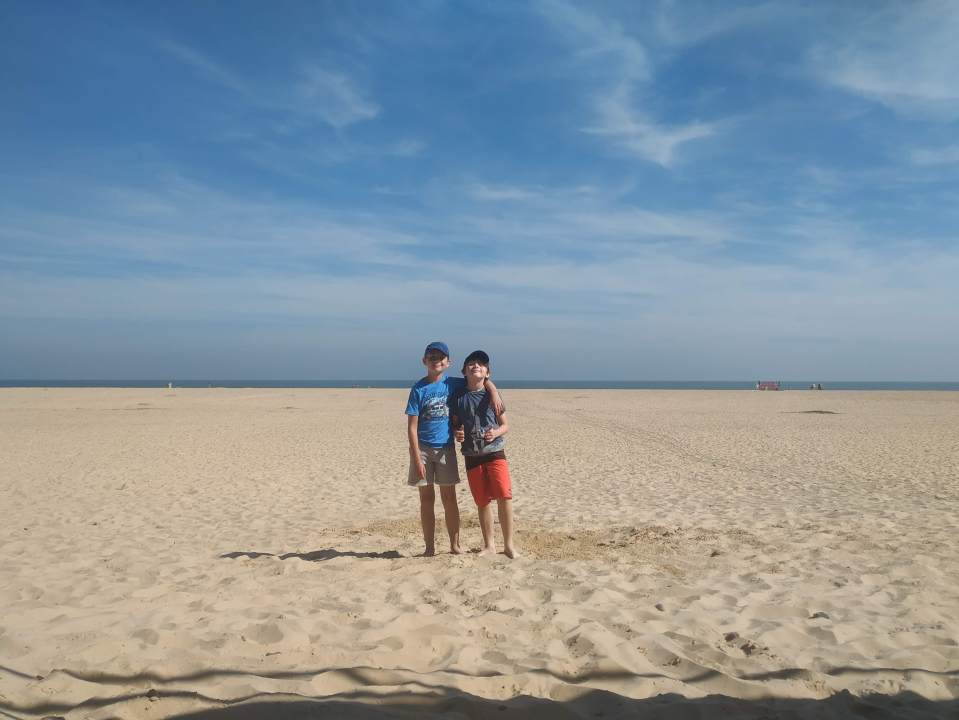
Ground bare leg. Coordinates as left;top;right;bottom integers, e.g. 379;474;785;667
477;502;495;555
498;498;518;558
439;484;461;554
418;485;436;556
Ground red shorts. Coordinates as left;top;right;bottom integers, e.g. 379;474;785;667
466;458;512;507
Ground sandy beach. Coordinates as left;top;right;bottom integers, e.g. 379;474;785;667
1;388;957;719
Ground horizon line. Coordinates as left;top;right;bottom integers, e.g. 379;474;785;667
3;378;958;385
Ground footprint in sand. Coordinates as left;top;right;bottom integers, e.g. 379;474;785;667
242;622;283;644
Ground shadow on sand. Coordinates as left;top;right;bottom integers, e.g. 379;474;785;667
220;548;402;561
1;662;956;719
164;689;958;719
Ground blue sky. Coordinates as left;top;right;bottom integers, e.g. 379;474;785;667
2;0;958;380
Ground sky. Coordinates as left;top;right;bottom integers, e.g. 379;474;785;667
1;0;958;381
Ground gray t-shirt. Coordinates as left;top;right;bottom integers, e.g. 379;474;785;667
450;387;505;457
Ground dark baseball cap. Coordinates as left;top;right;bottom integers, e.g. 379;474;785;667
463;349;490;367
424;341;449;357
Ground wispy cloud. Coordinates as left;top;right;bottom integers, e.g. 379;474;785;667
463;182;600;204
387;139;426;158
296;65;380;128
467;183;542;202
909;145;959;166
4;167;959;378
8;3;959;380
652;0;782;49
157;40;248;94
537;0;650;81
0;175;423;276
811;1;959;118
157;40;379;130
537;1;719;166
587;85;715;167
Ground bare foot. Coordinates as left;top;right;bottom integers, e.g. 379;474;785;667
503;546;519;559
421;546;436;557
450;544;463;555
477;545;496;556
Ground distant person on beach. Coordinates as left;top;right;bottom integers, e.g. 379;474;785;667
451;350;518;558
405;341;502;556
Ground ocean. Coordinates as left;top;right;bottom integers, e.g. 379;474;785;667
2;380;958;390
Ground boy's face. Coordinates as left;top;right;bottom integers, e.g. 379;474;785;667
423;351;450;374
463;359;490;380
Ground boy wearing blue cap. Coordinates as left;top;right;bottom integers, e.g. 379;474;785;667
405;341;501;556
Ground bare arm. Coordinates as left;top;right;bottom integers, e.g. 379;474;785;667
484;378;505;415
407;415;425;480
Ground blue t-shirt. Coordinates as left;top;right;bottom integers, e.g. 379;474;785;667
405;375;466;448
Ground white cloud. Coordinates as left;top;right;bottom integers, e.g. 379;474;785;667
467;184;542;202
537;0;650;81
801;165;845;190
537;2;718;166
910;145;959;166
297;66;380;128
388;139;427;157
560;207;727;245
158;40;379;129
157;40;248;94
812;1;959;117
652;0;782;49
587;85;715;167
0;176;423;274
5;169;959;379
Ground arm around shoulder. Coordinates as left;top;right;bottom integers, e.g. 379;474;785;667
484;378;505;415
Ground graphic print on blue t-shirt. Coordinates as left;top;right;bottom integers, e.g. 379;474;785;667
405;375;466;448
421;395;449;421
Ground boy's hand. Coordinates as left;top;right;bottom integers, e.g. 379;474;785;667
483;427;501;442
455;427;465;443
412;454;426;481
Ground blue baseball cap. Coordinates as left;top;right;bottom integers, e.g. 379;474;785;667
424;341;449;358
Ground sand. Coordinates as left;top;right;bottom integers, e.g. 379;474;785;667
0;388;957;719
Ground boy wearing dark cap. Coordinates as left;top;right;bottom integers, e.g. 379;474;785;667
451;350;517;558
405;341;502;556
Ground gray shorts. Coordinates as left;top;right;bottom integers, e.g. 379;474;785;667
408;445;461;487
